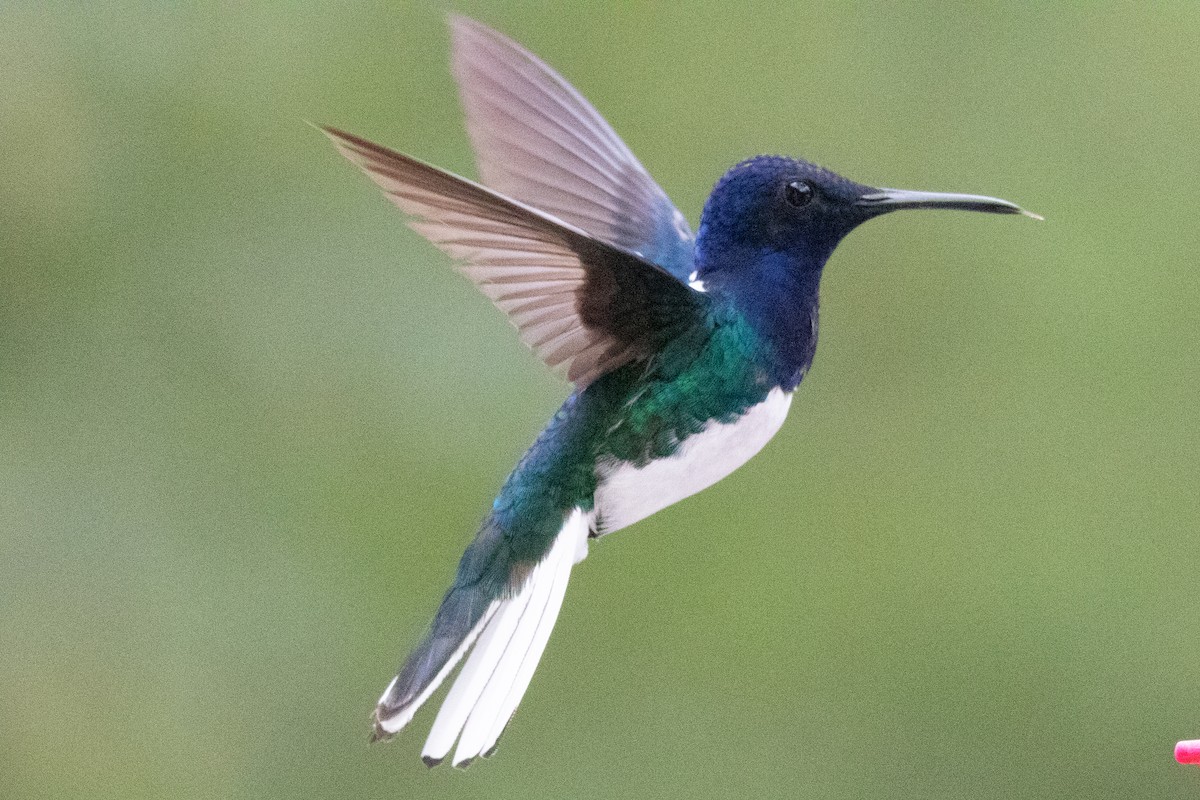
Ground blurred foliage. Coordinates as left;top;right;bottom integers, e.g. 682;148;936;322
3;2;1198;798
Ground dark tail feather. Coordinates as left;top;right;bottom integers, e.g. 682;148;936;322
371;517;513;741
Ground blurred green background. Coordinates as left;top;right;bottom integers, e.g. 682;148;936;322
3;1;1198;798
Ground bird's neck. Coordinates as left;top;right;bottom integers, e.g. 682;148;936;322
703;249;823;391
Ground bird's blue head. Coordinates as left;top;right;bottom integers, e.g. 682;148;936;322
695;156;876;280
695;155;1033;287
693;155;1036;385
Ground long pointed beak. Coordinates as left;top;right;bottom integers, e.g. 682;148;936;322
857;188;1043;220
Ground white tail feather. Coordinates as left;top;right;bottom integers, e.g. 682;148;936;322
422;509;589;765
452;533;565;764
421;570;541;759
479;534;574;754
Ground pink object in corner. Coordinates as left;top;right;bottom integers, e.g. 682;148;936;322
1176;740;1200;765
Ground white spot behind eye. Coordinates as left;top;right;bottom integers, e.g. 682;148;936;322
687;270;706;292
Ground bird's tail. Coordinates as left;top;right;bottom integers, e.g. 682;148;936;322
372;508;589;767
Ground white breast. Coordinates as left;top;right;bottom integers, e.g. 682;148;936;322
593;388;793;534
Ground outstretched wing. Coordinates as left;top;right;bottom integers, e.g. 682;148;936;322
322;127;703;387
450;15;696;282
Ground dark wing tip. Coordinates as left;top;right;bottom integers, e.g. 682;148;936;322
317;124;411;170
317;124;378;159
316;124;373;169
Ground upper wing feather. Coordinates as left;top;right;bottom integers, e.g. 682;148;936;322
322;127;703;386
450;15;696;281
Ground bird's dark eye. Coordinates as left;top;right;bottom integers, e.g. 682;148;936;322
784;180;814;208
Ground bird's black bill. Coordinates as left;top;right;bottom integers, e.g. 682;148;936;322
857;188;1042;220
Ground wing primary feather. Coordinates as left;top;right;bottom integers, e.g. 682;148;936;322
488;284;581;305
458;81;627;185
453;45;628;172
461;17;637;164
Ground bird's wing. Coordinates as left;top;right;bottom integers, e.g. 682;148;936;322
450;15;696;282
323;128;704;387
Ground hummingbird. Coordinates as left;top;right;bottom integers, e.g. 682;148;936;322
321;14;1038;768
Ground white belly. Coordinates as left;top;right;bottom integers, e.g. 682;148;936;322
593;388;793;534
